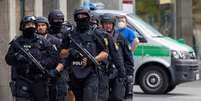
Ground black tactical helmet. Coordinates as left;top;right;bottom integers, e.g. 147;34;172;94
35;16;50;28
48;9;64;25
90;15;100;25
19;16;36;31
73;8;91;22
100;13;116;24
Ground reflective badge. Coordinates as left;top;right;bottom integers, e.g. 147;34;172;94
72;61;82;66
104;38;108;46
114;43;119;50
52;44;58;51
23;45;31;50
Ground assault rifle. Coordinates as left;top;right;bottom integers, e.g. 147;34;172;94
68;34;101;70
10;39;50;76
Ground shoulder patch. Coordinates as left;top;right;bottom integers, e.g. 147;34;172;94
52;44;58;51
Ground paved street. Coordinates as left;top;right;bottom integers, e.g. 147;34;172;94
126;80;201;101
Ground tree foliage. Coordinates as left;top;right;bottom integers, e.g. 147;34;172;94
136;0;159;18
192;0;201;23
135;0;174;36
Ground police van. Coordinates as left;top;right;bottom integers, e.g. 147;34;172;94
92;9;200;94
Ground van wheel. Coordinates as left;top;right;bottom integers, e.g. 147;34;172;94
139;65;169;94
165;84;176;93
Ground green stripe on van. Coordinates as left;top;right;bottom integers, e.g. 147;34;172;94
133;45;170;56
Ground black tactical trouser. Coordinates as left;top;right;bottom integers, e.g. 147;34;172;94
48;68;69;101
49;71;69;101
70;73;99;101
49;84;57;101
109;77;126;101
98;71;109;101
16;97;31;101
125;75;134;98
56;70;69;101
15;78;49;101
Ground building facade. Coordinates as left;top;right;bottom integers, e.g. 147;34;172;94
0;0;72;100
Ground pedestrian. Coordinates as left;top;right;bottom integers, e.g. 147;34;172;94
117;15;139;51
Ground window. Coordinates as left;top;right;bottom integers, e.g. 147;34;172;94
127;23;147;43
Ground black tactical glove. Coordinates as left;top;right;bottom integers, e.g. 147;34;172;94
69;48;82;59
14;51;27;63
49;69;60;83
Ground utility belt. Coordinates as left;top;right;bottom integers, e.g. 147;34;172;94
18;73;47;82
32;74;47;81
9;75;49;98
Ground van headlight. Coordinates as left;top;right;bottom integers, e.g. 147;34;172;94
171;50;196;59
171;50;180;59
190;51;196;59
179;51;186;59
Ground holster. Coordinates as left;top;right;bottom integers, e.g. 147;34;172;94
9;81;17;96
15;77;32;98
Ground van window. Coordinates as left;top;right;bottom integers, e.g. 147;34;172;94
127;23;147;43
127;14;163;37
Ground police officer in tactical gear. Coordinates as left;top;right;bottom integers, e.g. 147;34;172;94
5;16;59;101
90;15;100;30
48;9;69;39
90;13;126;101
35;16;65;101
59;8;108;101
100;13;135;101
36;16;61;47
48;9;72;101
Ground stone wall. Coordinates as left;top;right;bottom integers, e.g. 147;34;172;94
0;0;12;100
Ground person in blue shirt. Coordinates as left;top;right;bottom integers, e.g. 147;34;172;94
117;15;139;51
